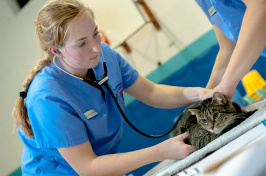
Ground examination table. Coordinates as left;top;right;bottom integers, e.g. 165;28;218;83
145;97;266;176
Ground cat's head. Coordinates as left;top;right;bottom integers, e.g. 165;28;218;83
188;92;240;134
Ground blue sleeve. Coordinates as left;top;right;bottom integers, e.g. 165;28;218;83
27;92;89;148
101;43;139;89
118;53;139;89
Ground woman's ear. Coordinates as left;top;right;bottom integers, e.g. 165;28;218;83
49;46;60;55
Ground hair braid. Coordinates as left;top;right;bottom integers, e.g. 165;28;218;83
12;57;52;137
12;0;94;137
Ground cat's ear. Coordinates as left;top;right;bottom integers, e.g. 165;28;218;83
188;109;200;115
188;109;200;123
211;92;227;105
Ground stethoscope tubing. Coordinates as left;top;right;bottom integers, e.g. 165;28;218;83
104;81;179;138
53;51;179;138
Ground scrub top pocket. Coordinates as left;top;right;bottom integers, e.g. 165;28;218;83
40;157;77;176
113;82;125;112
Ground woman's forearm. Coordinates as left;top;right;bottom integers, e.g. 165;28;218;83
206;25;236;89
58;141;161;176
87;145;160;176
61;134;196;176
85;133;196;176
146;85;207;108
221;1;266;88
125;75;210;109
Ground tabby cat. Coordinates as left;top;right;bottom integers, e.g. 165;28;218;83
171;92;257;149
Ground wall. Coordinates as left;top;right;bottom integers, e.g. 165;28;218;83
0;0;17;27
116;0;212;76
0;0;212;175
0;1;46;175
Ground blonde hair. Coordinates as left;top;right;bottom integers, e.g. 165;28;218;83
12;0;94;137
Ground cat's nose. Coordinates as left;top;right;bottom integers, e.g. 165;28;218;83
209;125;214;130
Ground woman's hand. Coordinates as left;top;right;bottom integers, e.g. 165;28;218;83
197;87;212;101
202;80;236;100
155;132;197;161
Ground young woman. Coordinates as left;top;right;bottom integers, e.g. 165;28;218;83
196;0;266;99
12;0;210;175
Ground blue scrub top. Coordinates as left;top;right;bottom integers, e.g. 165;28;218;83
195;0;266;57
18;43;139;175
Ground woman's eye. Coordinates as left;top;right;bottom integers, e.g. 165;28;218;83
78;42;85;47
213;113;218;118
94;31;99;37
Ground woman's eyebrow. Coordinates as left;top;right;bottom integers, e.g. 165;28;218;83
73;26;98;43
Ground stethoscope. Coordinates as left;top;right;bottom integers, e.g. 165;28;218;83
53;50;179;138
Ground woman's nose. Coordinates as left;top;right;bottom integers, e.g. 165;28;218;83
90;43;100;53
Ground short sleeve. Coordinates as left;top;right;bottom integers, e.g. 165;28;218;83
118;53;139;89
27;92;89;148
102;43;139;89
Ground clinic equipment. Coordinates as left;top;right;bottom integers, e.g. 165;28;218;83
242;70;266;104
53;50;179;138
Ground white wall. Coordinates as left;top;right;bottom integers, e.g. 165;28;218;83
0;0;16;27
0;0;212;175
115;0;212;76
0;1;46;175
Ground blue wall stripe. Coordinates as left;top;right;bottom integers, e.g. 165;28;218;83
8;168;21;176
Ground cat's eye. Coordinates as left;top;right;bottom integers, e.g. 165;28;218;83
213;113;218;118
201;118;207;123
